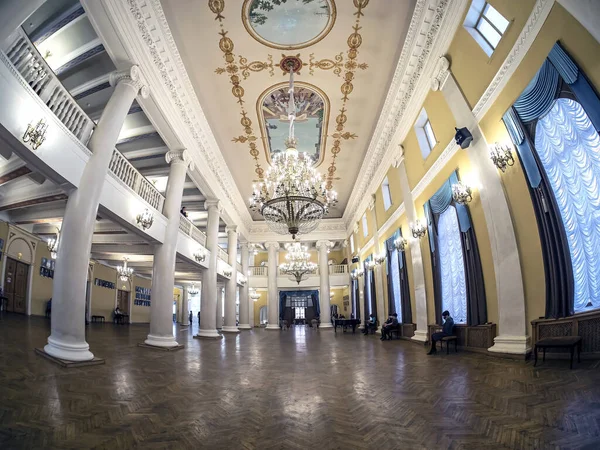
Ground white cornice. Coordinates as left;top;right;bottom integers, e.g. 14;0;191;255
249;218;347;243
343;0;469;235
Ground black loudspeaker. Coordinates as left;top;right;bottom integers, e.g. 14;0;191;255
455;127;473;149
351;256;359;264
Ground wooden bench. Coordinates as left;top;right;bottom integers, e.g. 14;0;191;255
534;336;582;369
437;336;458;354
91;315;105;323
115;314;129;325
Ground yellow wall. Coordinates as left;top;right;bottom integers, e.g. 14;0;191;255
129;276;152;323
330;287;347;316
90;263;117;320
253;290;267;326
253;252;268;266
374;166;403;227
30;245;54;316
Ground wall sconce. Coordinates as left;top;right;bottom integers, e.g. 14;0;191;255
136;208;154;230
374;252;386;265
194;249;206;263
489;142;515;172
239;275;247;285
350;268;364;280
365;260;376;271
411;219;427;239
452;181;473;204
250;289;261;301
394;237;408;252
223;269;232;278
23;118;48;150
47;227;60;259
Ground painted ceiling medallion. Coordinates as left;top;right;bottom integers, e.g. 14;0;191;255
242;0;336;50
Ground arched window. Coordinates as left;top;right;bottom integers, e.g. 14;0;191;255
534;99;600;313
437;205;467;323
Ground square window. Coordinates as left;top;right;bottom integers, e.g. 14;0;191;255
424;120;436;150
464;1;509;57
362;214;369;237
414;108;435;159
382;177;392;211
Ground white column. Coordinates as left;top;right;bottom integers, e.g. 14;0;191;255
369;197;386;332
316;240;333;328
196;200;222;339
222;226;239;332
0;0;46;43
432;57;529;354
216;284;223;329
358;272;366;329
44;67;147;361
265;242;280;330
180;285;189;326
145;150;193;347
238;241;251;329
393;153;429;343
248;248;256;328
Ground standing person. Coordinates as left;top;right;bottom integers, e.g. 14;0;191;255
381;313;398;341
427;311;455;355
197;310;201;327
113;306;122;324
189;310;193;326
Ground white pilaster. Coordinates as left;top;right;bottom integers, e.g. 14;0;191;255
394;152;429;343
222;226;239;333
432;57;529;354
369;197;386;333
238;241;251;329
196;199;222;339
316;240;333;328
180;285;189;326
265;242;280;330
145;150;193;348
44;66;147;361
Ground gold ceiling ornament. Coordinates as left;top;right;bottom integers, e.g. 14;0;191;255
208;0;225;21
331;132;357;140
309;53;343;76
215;54;275;80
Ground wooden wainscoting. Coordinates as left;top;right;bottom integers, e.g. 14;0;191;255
532;310;600;358
428;323;496;353
399;323;416;339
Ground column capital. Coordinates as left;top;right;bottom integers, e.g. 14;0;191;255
165;149;195;171
109;65;149;98
316;240;331;250
368;194;376;210
353;223;359;234
205;199;222;214
226;225;237;235
392;144;405;168
431;56;451;92
341;240;348;248
265;242;280;251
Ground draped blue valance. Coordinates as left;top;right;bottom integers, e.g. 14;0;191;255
503;42;600;189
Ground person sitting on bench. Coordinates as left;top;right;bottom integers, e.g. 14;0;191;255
114;306;123;323
381;313;398;341
427;310;454;355
363;314;377;335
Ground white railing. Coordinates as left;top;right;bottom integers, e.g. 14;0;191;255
237;262;242;272
179;215;193;234
250;266;267;276
190;226;207;247
4;29;94;143
329;264;348;275
218;247;229;263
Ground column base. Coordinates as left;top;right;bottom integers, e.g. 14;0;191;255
411;330;428;344
195;329;222;339
221;326;240;333
238;324;251;330
144;334;179;348
265;324;280;330
44;336;94;362
320;323;333;329
488;335;531;355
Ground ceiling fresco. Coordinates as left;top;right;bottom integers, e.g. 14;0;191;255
161;0;416;219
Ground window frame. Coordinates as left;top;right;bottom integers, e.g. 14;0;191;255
382;176;393;211
362;213;369;237
463;0;510;57
414;108;436;159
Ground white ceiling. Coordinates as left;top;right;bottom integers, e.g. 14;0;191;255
160;0;417;220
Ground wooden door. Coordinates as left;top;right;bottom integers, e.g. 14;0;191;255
3;258;28;314
117;290;129;315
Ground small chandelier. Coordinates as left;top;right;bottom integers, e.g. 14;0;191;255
117;257;134;281
223;269;232;278
189;283;199;295
194;249;206;263
249;244;260;256
136;208;154;230
249;62;336;239
350;268;364;280
23;118;48;150
411;219;427;239
489;142;515;172
374;252;386;265
47;227;60;259
452;181;473;204
394;236;408;252
250;289;261;301
280;242;317;284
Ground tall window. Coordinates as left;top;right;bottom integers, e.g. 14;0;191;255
438;206;467;323
366;268;372;315
464;1;509;57
414;108;436;159
350;234;355;254
535;99;600;313
362;213;368;237
390;248;402;322
382;177;393;211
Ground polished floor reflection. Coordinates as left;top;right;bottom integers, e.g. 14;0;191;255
1;315;599;449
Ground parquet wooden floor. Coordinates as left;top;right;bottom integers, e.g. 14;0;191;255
0;315;599;450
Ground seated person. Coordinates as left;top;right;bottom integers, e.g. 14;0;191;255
338;314;345;319
363;314;377;335
381;313;398;341
311;316;320;329
427;310;455;355
113;306;123;323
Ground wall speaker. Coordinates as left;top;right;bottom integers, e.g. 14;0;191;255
455;127;473;149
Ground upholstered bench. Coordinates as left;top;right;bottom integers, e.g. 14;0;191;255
437;335;458;354
91;315;105;323
388;324;402;340
534;336;582;369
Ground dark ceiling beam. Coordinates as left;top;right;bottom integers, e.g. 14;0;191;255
0;193;68;212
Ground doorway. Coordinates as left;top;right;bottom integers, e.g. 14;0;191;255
117;290;130;315
3;258;29;314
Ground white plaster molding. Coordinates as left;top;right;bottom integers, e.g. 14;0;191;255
412;138;458;201
109;65;149;98
377;203;406;240
343;0;469;234
361;236;375;255
315;240;331;250
472;0;555;121
165;149;194;170
430;56;450;91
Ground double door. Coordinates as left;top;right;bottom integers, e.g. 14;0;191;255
3;258;29;313
117;290;130;315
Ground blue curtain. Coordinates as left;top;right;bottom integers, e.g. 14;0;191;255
279;290;319;320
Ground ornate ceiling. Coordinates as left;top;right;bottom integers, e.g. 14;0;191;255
160;0;417;220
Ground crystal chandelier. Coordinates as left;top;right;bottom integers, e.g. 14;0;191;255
452;181;473;204
47;227;60;259
489;142;515;172
394;236;407;252
280;242;317;284
189;283;199;295
249;62;337;239
411;219;427;239
117;257;134;282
